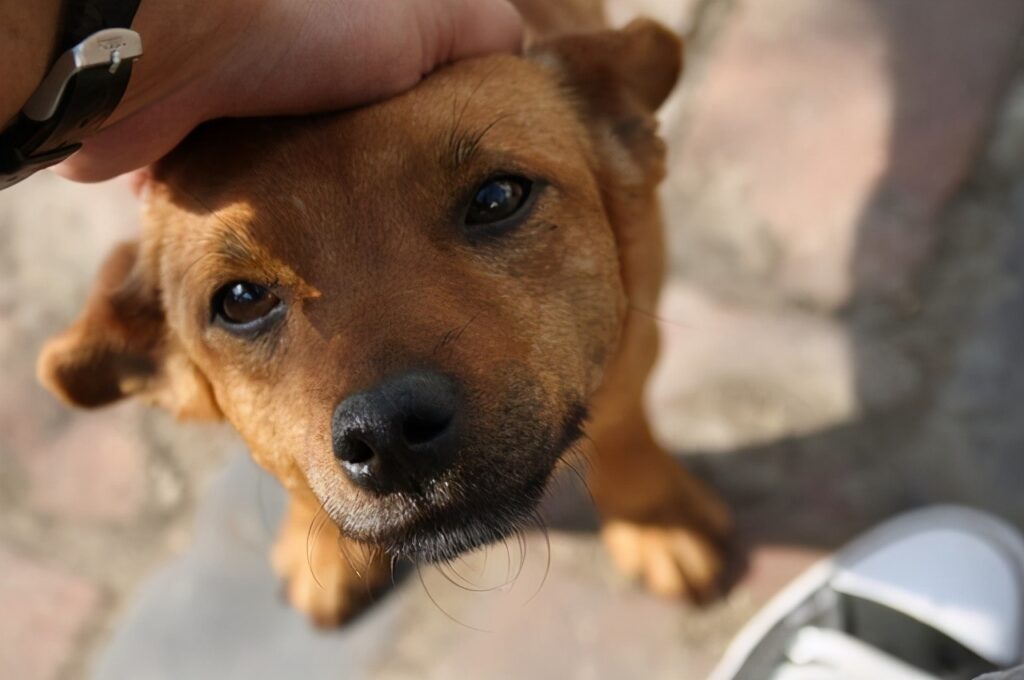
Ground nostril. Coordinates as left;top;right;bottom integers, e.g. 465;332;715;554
402;413;451;446
332;370;460;491
340;436;375;465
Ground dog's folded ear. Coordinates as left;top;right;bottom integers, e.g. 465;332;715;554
537;18;683;114
37;241;221;420
531;18;683;182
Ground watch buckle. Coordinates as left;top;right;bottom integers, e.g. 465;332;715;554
22;28;143;122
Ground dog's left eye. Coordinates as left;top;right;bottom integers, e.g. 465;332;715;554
464;176;534;228
213;282;282;330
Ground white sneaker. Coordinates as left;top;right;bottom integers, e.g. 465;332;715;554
710;505;1024;680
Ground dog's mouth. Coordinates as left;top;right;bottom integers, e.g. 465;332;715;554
331;405;587;563
351;466;554;563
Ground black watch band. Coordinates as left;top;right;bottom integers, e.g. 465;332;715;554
60;0;144;49
0;0;143;190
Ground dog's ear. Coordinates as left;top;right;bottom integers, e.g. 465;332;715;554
37;241;221;420
531;18;683;180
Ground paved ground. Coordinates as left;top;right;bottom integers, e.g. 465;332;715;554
1;1;1023;678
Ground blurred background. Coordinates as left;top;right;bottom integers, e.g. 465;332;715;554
1;0;1022;678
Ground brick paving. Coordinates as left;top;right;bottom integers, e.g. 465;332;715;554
0;546;100;680
1;1;1023;678
0;175;239;680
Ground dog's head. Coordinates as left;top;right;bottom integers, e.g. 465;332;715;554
39;21;681;561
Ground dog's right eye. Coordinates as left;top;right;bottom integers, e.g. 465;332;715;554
463;175;538;234
212;282;282;332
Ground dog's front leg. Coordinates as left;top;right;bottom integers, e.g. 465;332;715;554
585;313;733;602
272;493;391;626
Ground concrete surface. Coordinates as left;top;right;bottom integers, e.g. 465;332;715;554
1;0;1023;678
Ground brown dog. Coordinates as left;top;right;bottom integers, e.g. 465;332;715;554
38;16;731;625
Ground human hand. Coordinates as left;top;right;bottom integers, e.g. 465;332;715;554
55;0;522;182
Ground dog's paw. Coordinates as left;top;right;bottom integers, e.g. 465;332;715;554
602;519;726;602
597;464;733;603
271;519;390;627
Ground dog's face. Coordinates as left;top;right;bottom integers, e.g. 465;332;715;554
39;22;681;561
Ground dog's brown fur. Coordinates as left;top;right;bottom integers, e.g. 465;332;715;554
38;15;731;626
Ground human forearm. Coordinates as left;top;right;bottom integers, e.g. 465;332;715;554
0;0;62;126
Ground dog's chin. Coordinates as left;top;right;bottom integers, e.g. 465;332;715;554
378;508;541;564
339;464;553;564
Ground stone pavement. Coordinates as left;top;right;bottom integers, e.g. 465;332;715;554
89;452;766;680
2;1;1023;678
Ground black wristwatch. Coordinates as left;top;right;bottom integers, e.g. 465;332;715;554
0;1;143;190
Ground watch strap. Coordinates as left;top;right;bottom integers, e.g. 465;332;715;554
61;0;143;52
0;1;143;189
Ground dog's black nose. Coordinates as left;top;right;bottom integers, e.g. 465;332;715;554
332;370;460;493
